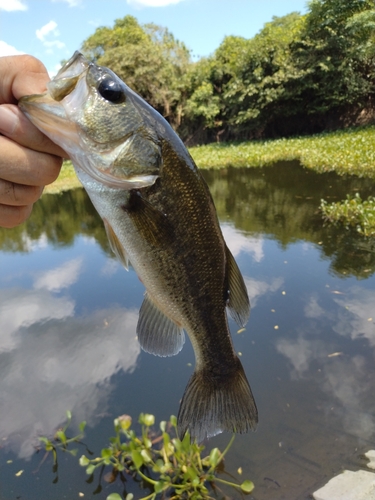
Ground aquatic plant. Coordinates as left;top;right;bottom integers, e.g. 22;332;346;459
320;193;375;237
39;411;254;500
189;126;375;179
45;126;375;195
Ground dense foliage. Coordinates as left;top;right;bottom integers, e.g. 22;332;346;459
81;0;375;144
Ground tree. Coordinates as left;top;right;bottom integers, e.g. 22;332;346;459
81;15;191;129
291;0;375;124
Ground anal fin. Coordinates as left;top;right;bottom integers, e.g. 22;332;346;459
137;293;185;357
103;218;129;270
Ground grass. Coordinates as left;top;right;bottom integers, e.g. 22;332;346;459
320;193;375;237
43;125;375;195
44;160;81;194
189;125;375;177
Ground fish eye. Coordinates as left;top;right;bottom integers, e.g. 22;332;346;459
98;78;126;104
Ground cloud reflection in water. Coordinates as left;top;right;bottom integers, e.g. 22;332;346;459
276;287;375;442
0;258;141;459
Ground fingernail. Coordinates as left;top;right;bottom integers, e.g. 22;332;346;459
0;105;18;135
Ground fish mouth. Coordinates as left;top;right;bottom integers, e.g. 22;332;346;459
48;51;89;101
19;92;80;149
19;52;159;190
18;51;88;149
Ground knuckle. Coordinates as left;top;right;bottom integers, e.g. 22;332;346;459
18;55;48;76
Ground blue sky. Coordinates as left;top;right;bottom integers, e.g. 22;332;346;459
0;0;308;76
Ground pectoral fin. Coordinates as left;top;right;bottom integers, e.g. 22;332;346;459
103;218;129;270
137;293;185;357
225;245;250;327
123;191;174;249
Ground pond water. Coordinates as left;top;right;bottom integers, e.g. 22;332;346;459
0;162;374;500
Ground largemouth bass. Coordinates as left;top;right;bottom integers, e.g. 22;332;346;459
19;51;258;442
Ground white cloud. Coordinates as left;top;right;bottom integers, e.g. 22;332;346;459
127;0;185;6
52;0;82;6
33;257;83;292
222;224;264;262
36;20;59;42
304;294;325;319
0;40;24;56
0;0;27;11
245;276;284;308
36;20;65;53
333;287;375;347
0;288;75;353
0;285;140;459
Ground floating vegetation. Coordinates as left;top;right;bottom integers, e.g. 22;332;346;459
190;126;375;178
320;193;375;237
44;126;375;195
39;411;254;500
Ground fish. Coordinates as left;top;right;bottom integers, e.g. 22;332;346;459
19;51;258;442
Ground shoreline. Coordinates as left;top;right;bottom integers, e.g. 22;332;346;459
43;125;375;195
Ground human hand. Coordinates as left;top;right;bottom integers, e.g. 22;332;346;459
0;55;67;228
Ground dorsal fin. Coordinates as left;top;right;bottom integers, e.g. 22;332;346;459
103;218;129;270
137;293;185;357
225;245;250;327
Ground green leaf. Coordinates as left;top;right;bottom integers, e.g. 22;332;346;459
209;447;221;467
241;480;255;493
79;455;90;466
170;415;177;427
66;410;72;420
141;449;152;463
106;494;123;500
55;430;67;445
79;421;87;433
154;480;167;493
86;464;96;475
101;448;113;459
143;414;155;427
131;450;143;469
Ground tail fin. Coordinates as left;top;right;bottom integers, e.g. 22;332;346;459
177;357;258;442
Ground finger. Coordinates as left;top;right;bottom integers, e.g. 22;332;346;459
0;135;62;186
0;55;50;104
0;178;43;206
0;202;33;228
0;104;67;158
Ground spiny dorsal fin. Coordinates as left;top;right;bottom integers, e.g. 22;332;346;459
103;218;129;270
137;293;185;357
225;245;250;327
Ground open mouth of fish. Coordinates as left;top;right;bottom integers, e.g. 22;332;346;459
19;51;159;190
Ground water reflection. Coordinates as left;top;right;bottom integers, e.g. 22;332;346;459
276;284;375;442
1;162;374;277
0;259;140;459
0;163;374;499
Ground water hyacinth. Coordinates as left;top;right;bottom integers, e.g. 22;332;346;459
44;126;375;195
189;126;375;178
320;193;375;237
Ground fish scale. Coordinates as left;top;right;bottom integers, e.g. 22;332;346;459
19;51;258;442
